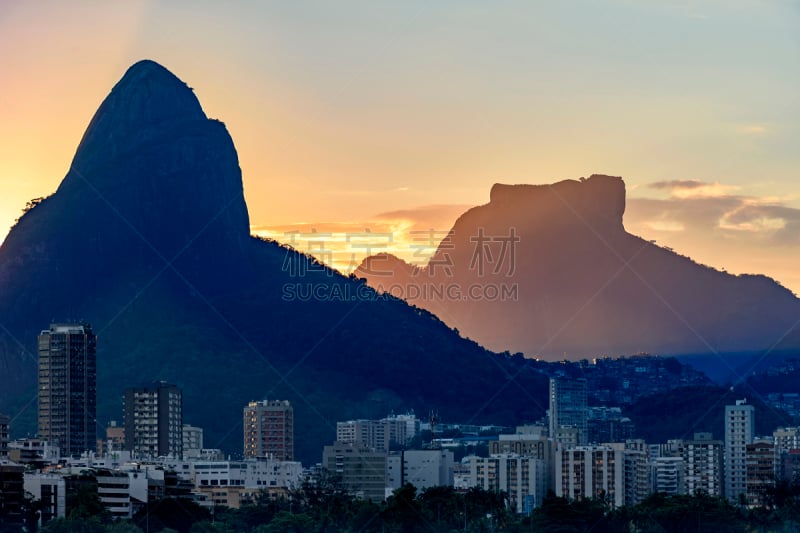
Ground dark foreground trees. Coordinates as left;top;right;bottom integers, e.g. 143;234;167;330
33;483;800;532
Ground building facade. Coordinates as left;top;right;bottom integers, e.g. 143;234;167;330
679;433;724;497
725;399;755;503
468;454;547;513
124;382;183;458
549;378;588;446
387;449;454;491
24;473;66;526
651;456;685;495
243;400;294;461
38;323;97;456
322;442;387;502
0;413;8;459
620;440;650;506
555;445;624;508
745;440;775;508
183;425;204;459
336;413;418;453
774;427;800;454
0;461;25;528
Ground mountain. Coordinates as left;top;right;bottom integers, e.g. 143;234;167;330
0;60;548;463
356;176;800;358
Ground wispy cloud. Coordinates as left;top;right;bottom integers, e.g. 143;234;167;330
648;179;740;199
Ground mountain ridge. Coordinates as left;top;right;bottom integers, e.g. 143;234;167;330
0;60;548;463
356;175;800;358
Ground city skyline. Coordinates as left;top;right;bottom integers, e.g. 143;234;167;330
1;1;799;292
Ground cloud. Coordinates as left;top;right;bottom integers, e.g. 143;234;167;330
627;194;800;245
647;179;740;199
649;179;706;190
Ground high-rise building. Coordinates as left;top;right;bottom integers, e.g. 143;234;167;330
124;382;183;458
243;400;293;461
549;378;588;446
37;323;97;456
725;399;755;503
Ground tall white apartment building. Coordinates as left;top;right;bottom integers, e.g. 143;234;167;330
725;399;755;503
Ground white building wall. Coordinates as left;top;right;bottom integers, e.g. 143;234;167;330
725;400;755;502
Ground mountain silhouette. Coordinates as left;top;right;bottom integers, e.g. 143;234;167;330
356;176;800;358
0;60;547;462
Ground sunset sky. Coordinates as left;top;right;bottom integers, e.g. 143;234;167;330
1;1;798;292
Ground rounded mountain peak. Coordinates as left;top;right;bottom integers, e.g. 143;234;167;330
71;60;206;168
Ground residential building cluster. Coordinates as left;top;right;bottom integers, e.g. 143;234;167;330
0;323;306;529
310;379;800;514
0;323;798;528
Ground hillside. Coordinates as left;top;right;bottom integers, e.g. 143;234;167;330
0;60;548;462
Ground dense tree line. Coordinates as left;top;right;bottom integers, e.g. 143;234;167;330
25;479;800;533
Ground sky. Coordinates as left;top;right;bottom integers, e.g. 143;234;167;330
1;0;798;292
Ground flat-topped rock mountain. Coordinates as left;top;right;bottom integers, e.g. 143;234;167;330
357;175;800;358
